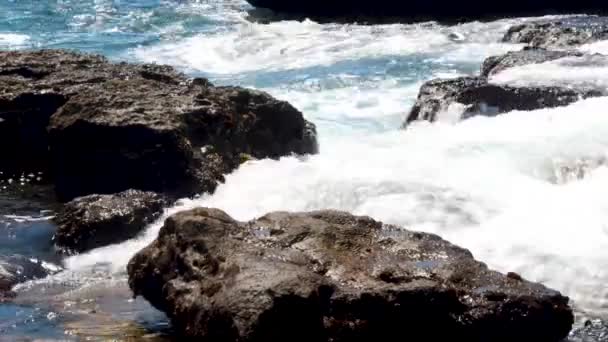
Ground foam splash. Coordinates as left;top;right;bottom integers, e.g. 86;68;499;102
132;18;523;75
0;33;29;48
579;40;608;55
490;54;608;90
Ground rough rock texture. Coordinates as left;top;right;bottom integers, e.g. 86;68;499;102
503;16;608;49
404;47;606;126
0;50;317;201
0;254;50;297
456;83;601;119
53;190;166;254
405;76;487;123
246;0;608;22
404;76;601;125
128;208;573;342
481;47;582;77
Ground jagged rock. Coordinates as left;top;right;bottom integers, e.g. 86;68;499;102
481;48;583;77
456;83;600;119
404;76;600;125
53;190;166;254
404;47;606;126
503;16;608;49
0;254;52;297
404;76;487;124
0;50;317;201
128;208;573;342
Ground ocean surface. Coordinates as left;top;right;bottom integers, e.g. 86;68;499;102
2;0;608;340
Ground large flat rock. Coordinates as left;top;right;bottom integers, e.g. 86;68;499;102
128;208;573;341
404;49;604;126
52;190;167;254
0;50;317;201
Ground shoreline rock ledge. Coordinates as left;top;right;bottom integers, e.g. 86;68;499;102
128;208;573;341
0;50;317;201
53;190;167;254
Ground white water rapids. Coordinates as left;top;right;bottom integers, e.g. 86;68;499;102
31;11;608;318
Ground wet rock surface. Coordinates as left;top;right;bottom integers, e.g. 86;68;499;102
53;190;166;254
481;48;583;77
456;83;600;119
404;76;487;124
404;76;600;125
503;16;608;49
0;50;317;201
404;49;605;126
128;208;573;342
0;254;52;298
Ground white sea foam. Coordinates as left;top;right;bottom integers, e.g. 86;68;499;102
132;18;523;75
0;33;29;48
490;54;608;90
579;39;608;55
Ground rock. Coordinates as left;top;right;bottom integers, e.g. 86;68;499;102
53;190;166;254
245;1;607;22
404;77;599;125
405;76;487;124
404;49;606;126
481;48;583;77
503;16;608;49
128;208;573;341
0;92;66;179
0;50;317;201
0;254;51;296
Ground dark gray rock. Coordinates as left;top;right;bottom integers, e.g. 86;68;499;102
503;16;608;49
481;48;583;77
456;83;601;119
53;190;166;254
404;76;600;126
404;47;607;126
128;208;573;342
0;50;317;201
404;76;487;124
0;254;52;298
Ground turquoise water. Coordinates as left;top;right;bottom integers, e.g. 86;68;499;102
0;0;226;55
3;1;608;340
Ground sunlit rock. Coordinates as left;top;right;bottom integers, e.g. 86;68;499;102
128;208;573;341
0;50;318;201
53;190;166;254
